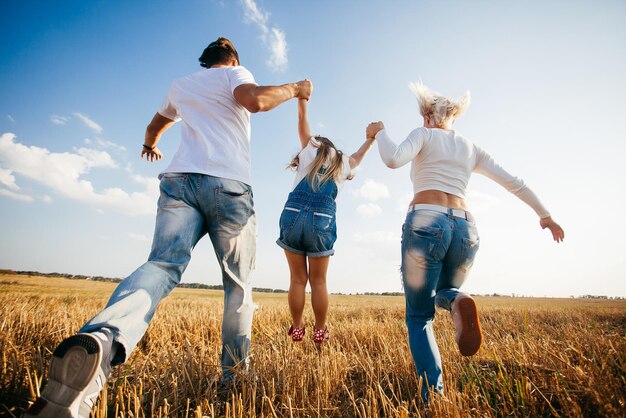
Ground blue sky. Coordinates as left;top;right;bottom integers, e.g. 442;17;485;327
1;0;625;297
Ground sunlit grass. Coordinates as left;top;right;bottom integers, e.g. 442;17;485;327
1;274;624;417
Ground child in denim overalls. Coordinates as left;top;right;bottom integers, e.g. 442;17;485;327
276;97;376;344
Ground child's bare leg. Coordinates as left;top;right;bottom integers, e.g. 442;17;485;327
308;256;330;329
285;250;308;327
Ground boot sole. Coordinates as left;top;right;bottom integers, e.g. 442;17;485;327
25;334;103;418
456;297;482;356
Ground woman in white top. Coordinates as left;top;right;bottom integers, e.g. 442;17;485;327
366;82;564;401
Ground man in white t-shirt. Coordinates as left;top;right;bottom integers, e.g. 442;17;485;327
26;37;312;418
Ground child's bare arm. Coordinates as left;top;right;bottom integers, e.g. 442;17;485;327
298;99;312;149
349;137;376;169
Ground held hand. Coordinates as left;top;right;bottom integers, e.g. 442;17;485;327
366;121;385;139
540;216;565;243
141;147;163;162
296;79;313;100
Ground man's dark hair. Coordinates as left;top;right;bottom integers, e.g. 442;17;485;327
199;37;240;68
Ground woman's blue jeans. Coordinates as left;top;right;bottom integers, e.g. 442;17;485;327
80;173;257;380
401;208;480;400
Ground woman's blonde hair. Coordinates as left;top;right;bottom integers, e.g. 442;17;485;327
408;81;470;129
288;136;351;191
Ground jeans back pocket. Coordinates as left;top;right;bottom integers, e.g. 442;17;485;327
459;235;480;270
313;212;335;234
279;207;301;232
407;226;444;260
216;187;254;230
158;174;188;208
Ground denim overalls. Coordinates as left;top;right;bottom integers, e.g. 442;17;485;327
276;173;338;257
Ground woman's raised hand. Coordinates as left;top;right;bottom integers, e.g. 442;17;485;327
540;216;565;243
366;121;385;139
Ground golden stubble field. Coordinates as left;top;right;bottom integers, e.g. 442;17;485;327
0;273;624;418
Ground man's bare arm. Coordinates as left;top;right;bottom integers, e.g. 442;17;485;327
141;112;176;162
234;80;312;113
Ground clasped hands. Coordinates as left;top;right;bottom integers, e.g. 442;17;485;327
366;121;385;140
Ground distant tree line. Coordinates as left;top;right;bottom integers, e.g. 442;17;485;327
1;269;288;293
1;269;623;299
8;270;122;283
577;294;625;300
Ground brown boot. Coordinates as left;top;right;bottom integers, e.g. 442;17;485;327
451;293;482;356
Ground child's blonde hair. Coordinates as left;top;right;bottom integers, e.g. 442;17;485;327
289;136;351;191
408;81;471;129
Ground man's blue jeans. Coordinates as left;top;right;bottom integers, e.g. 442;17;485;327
80;173;257;380
401;207;480;400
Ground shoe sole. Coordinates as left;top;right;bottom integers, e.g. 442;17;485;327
456;297;482;356
25;334;103;418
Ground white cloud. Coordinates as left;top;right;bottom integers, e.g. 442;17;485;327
352;230;400;261
7;115;15;123
84;138;128;152
128;232;151;243
353;230;398;246
266;28;288;71
73;112;103;134
351;179;390;201
42;195;53;203
240;0;288;72
0;132;158;216
466;190;501;212
0;167;34;201
396;193;414;212
242;0;268;29
357;202;383;217
0;188;34;202
50;114;69;125
0;167;19;191
76;147;117;168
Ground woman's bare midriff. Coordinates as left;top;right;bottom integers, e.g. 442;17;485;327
409;190;469;211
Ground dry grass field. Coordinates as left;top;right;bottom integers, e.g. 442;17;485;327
0;273;624;417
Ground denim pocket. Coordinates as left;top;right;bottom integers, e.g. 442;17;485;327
313;212;335;234
216;186;253;230
409;226;444;259
158;174;187;208
279;207;301;232
459;235;480;270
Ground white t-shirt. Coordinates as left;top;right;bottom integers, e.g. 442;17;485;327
158;66;257;185
376;127;550;218
291;137;352;193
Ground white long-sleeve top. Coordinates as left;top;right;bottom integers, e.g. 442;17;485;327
375;127;550;218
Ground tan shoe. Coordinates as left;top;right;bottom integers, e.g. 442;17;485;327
451;294;482;356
